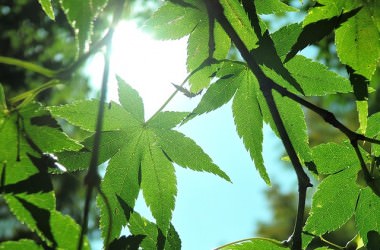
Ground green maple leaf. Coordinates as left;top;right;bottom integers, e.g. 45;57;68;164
144;0;230;91
187;62;270;184
50;77;230;241
128;211;181;250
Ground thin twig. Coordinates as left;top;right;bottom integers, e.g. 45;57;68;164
77;1;125;249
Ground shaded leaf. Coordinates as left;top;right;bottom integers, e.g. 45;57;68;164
56;130;127;172
257;91;312;162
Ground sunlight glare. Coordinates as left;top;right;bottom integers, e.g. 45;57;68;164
109;21;188;118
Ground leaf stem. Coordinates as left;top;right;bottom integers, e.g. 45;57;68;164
77;1;125;249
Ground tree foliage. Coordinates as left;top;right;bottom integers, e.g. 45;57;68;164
0;0;379;249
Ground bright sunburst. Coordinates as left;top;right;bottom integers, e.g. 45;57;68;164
109;21;188;118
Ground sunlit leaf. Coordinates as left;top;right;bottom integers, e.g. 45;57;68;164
255;0;298;14
37;0;55;20
218;238;287;249
232;70;269;184
304;166;361;235
283;55;352;96
154;129;230;181
312;142;359;174
0;240;43;250
141;132;177;234
143;0;202;40
356;188;380;244
336;5;380;79
117;76;144;122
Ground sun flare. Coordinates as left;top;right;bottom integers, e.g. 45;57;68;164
109;21;188;118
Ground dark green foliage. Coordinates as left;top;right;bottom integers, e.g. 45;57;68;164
0;0;379;249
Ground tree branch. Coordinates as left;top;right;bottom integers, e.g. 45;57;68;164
205;1;312;249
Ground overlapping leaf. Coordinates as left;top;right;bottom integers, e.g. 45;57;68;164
128;212;181;250
50;78;229;242
307;140;380;244
304;166;361;235
188;62;270;184
285;4;362;62
0;100;85;247
335;2;380;80
60;0;108;54
144;0;230;91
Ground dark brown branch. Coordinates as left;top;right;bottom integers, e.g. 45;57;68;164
205;1;312;249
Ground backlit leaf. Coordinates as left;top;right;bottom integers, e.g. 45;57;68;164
356;188;380;244
0;240;43;250
232;71;269;184
37;0;55;20
141;133;177;234
60;0;108;54
305;166;361;235
218;238;287;250
312;142;358;174
283;55;352;96
336;5;380;79
255;0;298;14
220;0;258;51
98;131;145;241
143;0;202;40
154;129;230;181
117;76;144;122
